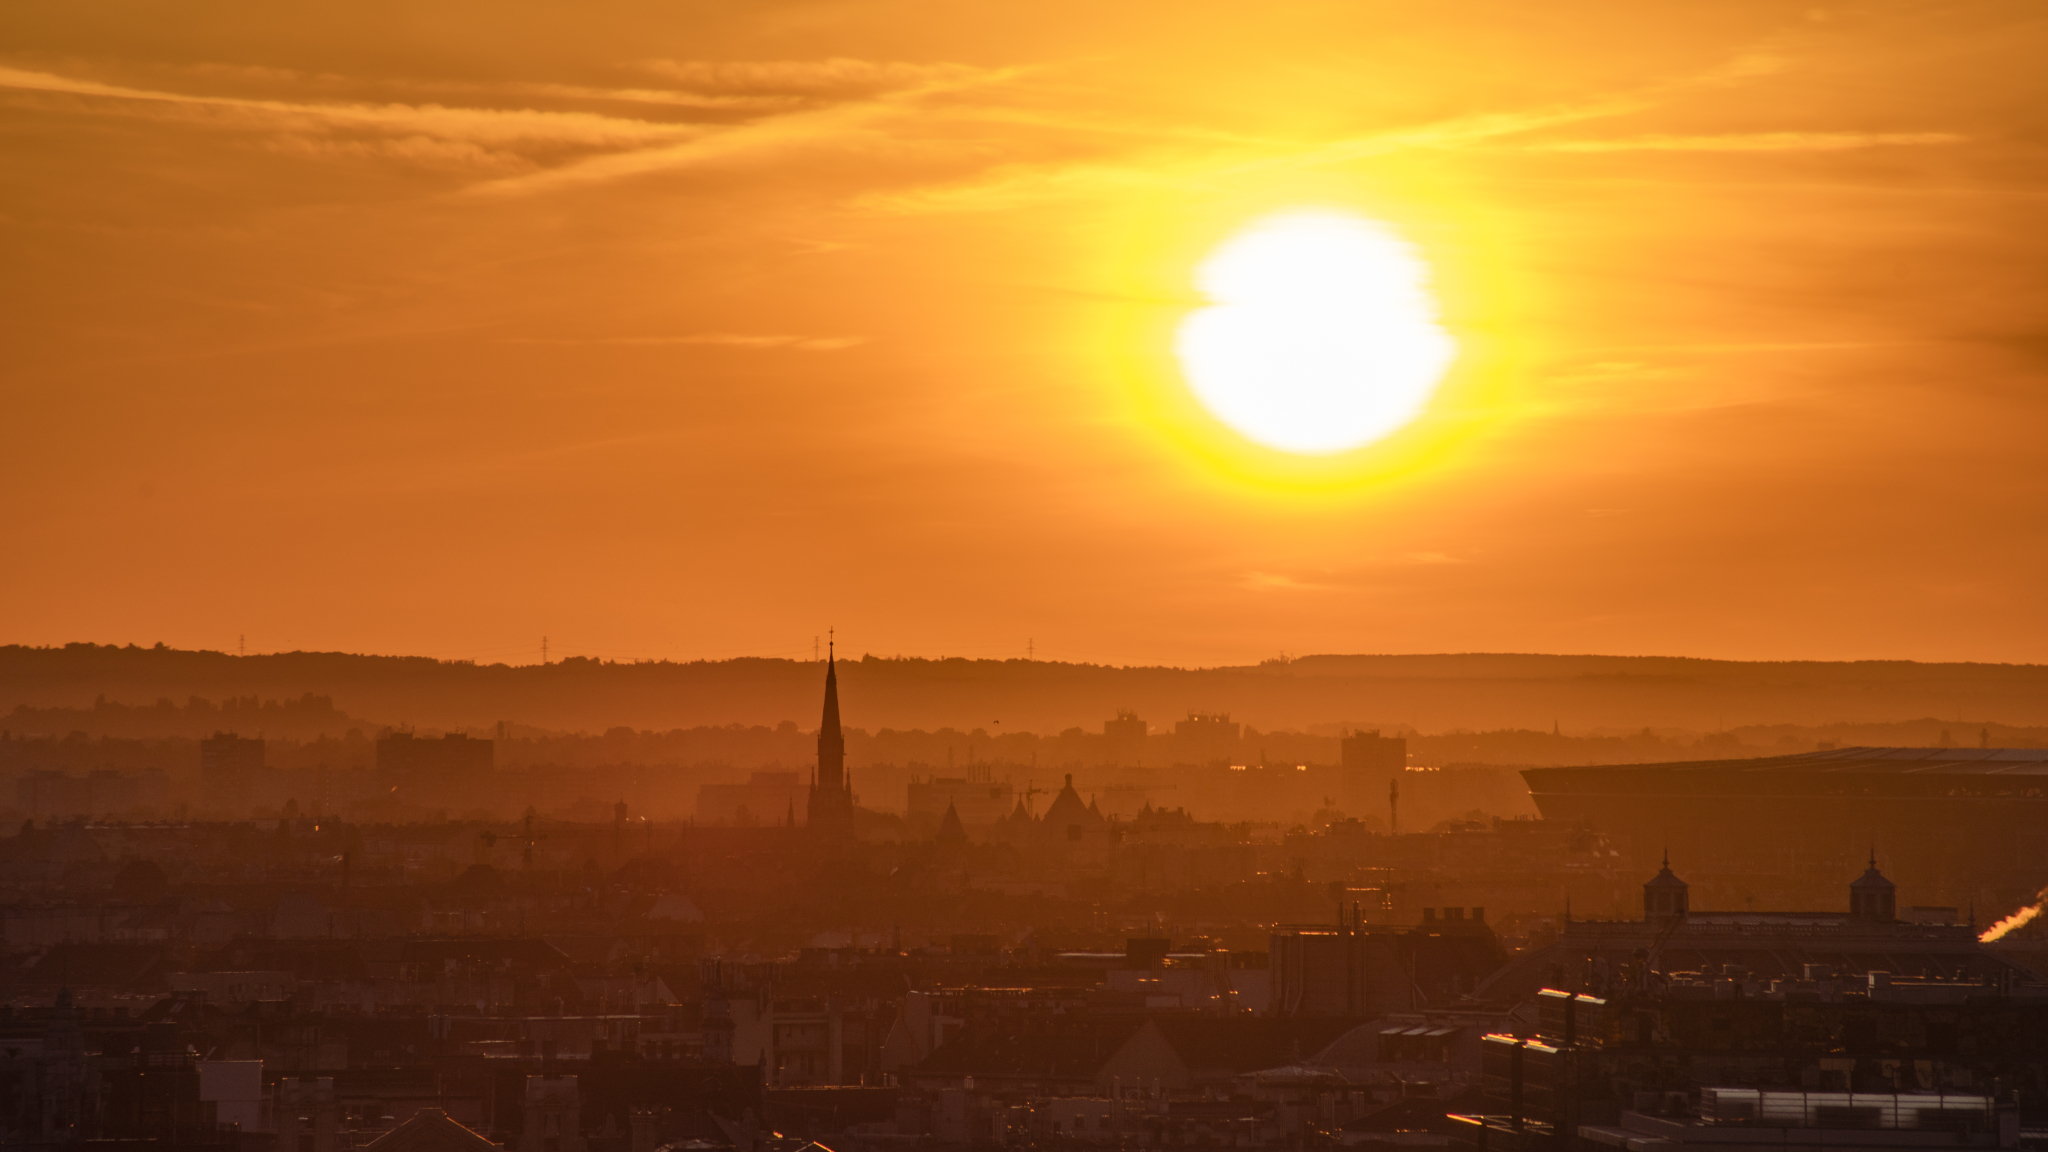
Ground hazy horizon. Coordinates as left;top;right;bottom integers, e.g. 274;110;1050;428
8;2;2048;667
10;641;2048;737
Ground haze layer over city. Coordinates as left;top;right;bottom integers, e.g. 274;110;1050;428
4;2;2048;1151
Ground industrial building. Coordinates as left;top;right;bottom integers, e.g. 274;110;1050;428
1521;747;2048;913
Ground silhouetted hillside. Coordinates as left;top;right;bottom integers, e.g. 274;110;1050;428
4;643;2047;736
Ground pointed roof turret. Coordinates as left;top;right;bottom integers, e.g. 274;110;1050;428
1852;848;1893;889
1041;773;1091;832
1851;851;1896;920
936;801;967;845
1643;852;1689;919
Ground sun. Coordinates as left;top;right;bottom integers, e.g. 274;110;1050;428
1174;210;1457;455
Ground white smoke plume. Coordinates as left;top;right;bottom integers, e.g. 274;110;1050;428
1980;891;2047;943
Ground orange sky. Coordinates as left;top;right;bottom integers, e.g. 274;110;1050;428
4;2;2046;668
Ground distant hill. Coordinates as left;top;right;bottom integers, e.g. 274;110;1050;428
3;643;2045;737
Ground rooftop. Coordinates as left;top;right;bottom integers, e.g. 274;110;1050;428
1541;746;2048;777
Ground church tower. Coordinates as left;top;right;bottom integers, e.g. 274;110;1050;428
807;640;856;834
1850;852;1897;921
1643;852;1690;920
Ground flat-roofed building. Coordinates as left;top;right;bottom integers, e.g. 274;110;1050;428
200;731;264;815
697;770;805;826
1521;747;2048;913
375;731;492;780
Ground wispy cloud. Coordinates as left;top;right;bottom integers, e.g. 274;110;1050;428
1241;571;1324;592
1528;131;1964;153
855;43;1827;217
0;64;698;148
858;92;1657;216
0;57;1037;192
469;62;1027;196
636;57;987;96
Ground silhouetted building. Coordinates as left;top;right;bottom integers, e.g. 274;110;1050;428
1459;962;2048;1152
1478;857;2035;1003
200;730;264;814
1851;852;1897;920
1521;747;2048;909
1643;853;1690;919
1272;907;1505;1016
807;644;855;834
376;731;492;779
1343;729;1408;822
520;1076;586;1152
1039;774;1104;841
1175;712;1241;765
16;767;166;819
1105;710;1148;765
1341;729;1406;777
935;802;968;846
907;775;1014;832
697;770;805;826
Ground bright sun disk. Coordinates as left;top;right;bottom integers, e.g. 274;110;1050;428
1174;211;1456;454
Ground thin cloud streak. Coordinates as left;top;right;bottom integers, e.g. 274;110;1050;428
636;57;987;95
468;63;1031;196
859;42;1788;215
0;64;700;147
1529;131;1965;153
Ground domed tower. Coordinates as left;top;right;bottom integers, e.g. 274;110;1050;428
1850;853;1897;921
1643;852;1690;920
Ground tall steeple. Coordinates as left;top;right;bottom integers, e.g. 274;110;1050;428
817;638;845;793
807;635;855;834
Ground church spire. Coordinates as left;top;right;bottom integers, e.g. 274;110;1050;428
808;632;854;834
820;635;842;750
817;637;845;791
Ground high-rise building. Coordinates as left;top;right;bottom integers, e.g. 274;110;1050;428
1174;712;1241;765
1340;729;1407;822
1104;710;1148;766
1339;729;1406;778
199;731;264;815
807;643;855;834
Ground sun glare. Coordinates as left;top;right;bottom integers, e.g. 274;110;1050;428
1174;211;1456;454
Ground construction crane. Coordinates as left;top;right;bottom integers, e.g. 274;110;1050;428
478;808;549;868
